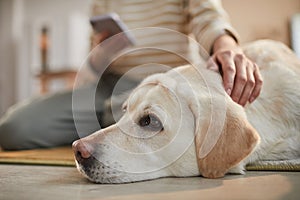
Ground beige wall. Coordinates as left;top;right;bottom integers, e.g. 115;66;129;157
223;0;300;47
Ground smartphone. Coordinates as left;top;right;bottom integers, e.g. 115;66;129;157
90;13;136;46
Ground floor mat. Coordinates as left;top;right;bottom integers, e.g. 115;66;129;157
0;147;299;171
246;159;300;171
0;146;75;166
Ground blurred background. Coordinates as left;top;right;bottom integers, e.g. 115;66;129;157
0;0;299;116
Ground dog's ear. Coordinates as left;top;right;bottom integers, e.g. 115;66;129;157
192;97;260;179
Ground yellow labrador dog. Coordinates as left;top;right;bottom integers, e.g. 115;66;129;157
73;40;300;183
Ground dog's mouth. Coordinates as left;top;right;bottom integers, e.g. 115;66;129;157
75;152;170;184
73;142;174;183
75;152;127;183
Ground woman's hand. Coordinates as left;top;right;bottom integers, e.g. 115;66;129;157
208;34;263;106
90;31;110;68
89;31;131;71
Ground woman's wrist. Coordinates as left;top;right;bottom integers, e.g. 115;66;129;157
212;34;239;54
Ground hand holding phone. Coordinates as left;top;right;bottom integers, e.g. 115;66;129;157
89;13;135;72
90;13;135;46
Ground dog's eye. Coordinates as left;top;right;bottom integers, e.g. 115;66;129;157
138;114;163;132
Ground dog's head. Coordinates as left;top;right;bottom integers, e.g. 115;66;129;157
73;65;260;183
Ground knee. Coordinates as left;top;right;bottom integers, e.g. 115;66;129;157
0;115;33;150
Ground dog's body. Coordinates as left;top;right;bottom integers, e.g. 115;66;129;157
73;40;300;183
239;41;300;163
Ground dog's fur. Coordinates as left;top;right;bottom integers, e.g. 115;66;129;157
73;40;300;183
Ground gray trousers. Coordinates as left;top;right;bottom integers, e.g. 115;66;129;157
0;73;138;150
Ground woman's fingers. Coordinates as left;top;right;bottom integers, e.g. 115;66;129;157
249;63;263;103
210;50;263;106
91;31;110;48
216;50;236;96
231;54;247;103
238;61;255;106
207;57;219;72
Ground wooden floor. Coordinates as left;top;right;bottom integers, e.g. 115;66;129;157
0;164;299;200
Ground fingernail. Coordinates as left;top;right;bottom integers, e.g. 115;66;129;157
226;88;231;96
249;97;255;103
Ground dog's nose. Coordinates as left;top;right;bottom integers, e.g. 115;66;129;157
72;139;94;160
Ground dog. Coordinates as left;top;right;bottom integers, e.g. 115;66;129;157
73;40;300;183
